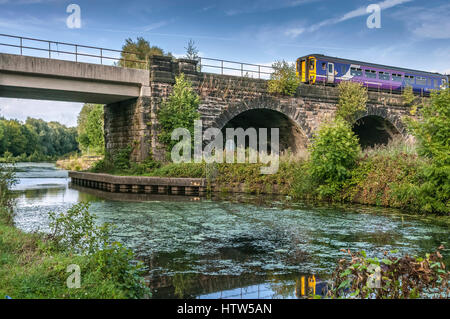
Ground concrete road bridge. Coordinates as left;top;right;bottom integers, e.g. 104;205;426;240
0;34;413;162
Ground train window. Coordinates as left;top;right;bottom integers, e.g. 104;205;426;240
350;67;362;76
309;59;315;70
341;66;346;74
405;75;415;84
365;70;377;78
379;72;390;81
416;76;427;85
392;73;402;82
322;63;326;70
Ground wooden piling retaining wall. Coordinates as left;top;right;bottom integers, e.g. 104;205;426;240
69;171;208;196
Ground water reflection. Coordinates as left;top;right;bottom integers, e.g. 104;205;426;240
10;162;450;299
152;273;327;299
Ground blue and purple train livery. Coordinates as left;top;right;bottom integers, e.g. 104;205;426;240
296;54;448;94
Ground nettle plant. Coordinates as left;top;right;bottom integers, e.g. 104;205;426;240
327;247;449;299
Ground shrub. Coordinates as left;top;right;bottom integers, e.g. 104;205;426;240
157;73;200;157
405;88;450;214
47;202;150;298
336;81;368;123
0;163;16;225
402;85;415;105
309;118;361;198
267;60;300;96
113;145;133;170
48;202;112;254
327;248;449;299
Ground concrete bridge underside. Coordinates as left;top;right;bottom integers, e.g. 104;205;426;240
0;53;150;104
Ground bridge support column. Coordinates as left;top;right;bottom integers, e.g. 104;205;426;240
104;95;152;163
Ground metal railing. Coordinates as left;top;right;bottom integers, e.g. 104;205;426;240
0;33;148;68
199;57;274;79
0;33;274;79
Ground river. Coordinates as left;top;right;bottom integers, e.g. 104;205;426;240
10;162;450;299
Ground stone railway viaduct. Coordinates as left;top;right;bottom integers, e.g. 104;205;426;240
0;53;412;162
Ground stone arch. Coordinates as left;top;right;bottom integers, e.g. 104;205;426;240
209;96;310;153
353;105;406;148
355;104;407;135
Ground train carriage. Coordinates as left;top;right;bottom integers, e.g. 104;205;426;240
296;54;448;94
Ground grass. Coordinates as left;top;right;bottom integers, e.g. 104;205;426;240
0;165;149;299
0;222;124;298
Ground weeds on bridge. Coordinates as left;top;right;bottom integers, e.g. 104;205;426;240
267;60;299;97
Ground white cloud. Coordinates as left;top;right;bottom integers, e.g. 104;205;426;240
142;21;170;32
225;0;317;16
0;98;83;127
287;0;413;36
392;4;450;39
285;27;305;37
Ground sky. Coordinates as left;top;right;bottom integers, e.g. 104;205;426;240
0;0;449;127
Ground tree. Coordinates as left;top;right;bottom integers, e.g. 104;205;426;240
118;37;171;69
336;81;368;123
157;73;200;156
77;104;104;154
267;60;300;96
184;39;199;61
1;119;27;156
0;117;78;159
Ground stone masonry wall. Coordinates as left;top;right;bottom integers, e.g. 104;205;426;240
105;55;415;163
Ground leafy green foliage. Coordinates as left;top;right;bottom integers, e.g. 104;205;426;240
47;202;150;298
0;117;78;161
327;248;449;299
336;81;368;123
48;202;111;254
0;163;16;225
118;37;171;69
0;164;149;298
90;147;130;172
309;119;361;198
157;73;200;156
267;60;300;96
77;104;105;154
113;145;133;170
405;88;450;214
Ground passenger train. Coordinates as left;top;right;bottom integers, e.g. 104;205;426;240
296;54;448;94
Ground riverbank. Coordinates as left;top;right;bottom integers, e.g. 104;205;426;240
56;154;103;171
6;162;450;299
86;139;447;215
0;167;149;299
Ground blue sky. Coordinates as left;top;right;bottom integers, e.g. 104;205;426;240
1;0;449;126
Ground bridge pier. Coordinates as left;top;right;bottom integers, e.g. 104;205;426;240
104;95;152;162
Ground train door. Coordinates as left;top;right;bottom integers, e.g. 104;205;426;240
308;56;316;84
301;58;306;82
327;62;335;84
